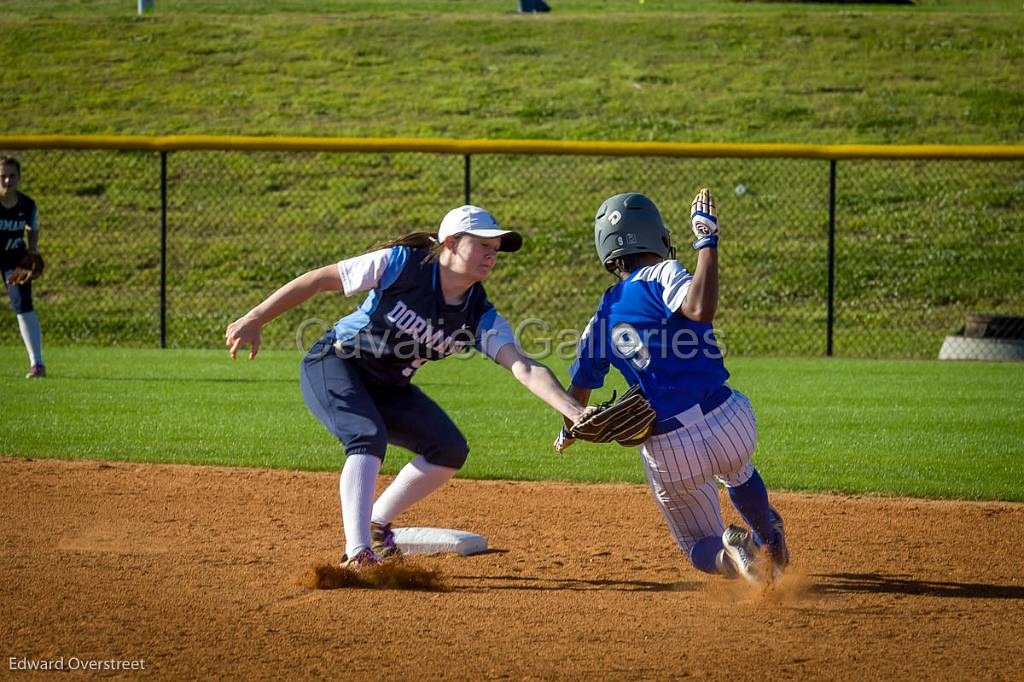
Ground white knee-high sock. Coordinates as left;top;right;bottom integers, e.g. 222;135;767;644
371;456;457;526
339;454;382;558
17;312;43;366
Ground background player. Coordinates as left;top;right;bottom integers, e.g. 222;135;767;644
556;189;789;584
226;205;589;567
1;156;45;379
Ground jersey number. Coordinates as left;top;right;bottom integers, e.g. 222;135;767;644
611;323;651;371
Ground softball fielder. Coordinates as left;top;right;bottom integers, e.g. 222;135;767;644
226;205;588;567
0;157;45;379
556;189;789;583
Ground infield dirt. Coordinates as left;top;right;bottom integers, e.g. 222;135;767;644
2;456;1022;680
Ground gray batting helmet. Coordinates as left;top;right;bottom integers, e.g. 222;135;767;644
594;192;674;271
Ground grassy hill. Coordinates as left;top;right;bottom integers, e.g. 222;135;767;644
2;1;1021;143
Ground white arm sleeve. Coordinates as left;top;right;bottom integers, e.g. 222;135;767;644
476;310;518;361
337;247;402;296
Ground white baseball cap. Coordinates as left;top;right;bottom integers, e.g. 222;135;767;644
438;205;523;253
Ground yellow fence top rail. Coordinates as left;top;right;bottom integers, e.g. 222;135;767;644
1;135;1023;161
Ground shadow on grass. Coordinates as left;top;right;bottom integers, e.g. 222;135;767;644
811;573;1024;600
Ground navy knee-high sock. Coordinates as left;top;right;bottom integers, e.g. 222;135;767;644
689;535;724;574
726;468;775;546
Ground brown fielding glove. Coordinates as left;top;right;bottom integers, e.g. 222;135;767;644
569;384;657;447
6;252;44;286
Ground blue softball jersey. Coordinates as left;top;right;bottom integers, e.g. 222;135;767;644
569;260;729;420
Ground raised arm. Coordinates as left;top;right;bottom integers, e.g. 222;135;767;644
678;247;718;323
678;187;720;324
225;264;342;360
494;343;587;422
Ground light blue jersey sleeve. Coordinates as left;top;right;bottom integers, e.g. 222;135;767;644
568;313;610;389
336;246;409;296
475;307;518;361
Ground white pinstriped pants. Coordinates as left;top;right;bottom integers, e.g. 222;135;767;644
639;389;757;555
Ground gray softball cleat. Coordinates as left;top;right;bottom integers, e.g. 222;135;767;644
720;524;763;585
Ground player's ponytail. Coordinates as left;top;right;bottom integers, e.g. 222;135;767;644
377;232;435;250
373;231;450;261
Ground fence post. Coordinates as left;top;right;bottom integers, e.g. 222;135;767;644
160;151;168;349
464;154;471;205
826;159;836;357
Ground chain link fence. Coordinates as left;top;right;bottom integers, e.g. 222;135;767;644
2;140;1022;360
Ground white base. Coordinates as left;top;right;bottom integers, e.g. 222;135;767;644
938;336;1024;361
391;527;488;556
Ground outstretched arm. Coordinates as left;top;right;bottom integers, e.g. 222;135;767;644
225;264;342;359
494;344;587;422
566;385;592;424
550;384;594;454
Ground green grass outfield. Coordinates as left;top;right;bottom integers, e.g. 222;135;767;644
2;345;1021;501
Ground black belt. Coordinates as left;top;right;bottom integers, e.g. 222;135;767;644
651;385;733;436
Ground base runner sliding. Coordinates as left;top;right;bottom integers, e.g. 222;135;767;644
557;188;790;584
